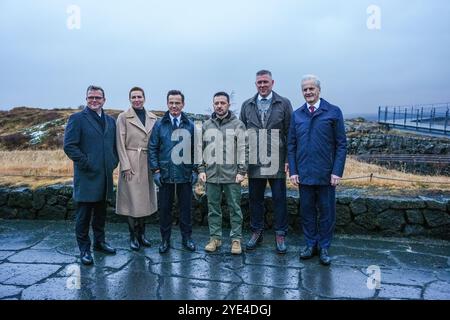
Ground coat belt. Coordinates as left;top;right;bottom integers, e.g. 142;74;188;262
125;147;148;183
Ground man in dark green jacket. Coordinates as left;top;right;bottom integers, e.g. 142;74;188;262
199;92;247;254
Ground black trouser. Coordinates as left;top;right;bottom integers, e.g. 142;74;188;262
75;201;106;254
248;178;288;236
158;182;192;242
299;185;336;249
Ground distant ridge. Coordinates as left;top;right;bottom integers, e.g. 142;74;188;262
345;113;378;121
0;106;207;150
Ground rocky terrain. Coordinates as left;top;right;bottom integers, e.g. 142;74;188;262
0;108;448;176
0;107;207;150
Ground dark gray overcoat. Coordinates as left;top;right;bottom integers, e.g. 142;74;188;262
63;107;119;202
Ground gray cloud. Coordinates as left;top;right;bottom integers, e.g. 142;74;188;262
1;0;449;117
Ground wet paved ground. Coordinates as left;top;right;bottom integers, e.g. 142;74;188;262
0;220;449;300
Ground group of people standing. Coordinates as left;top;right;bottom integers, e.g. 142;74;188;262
63;70;347;267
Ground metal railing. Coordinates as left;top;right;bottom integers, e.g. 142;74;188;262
378;103;450;136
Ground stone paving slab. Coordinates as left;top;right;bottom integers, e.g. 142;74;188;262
8;249;76;264
159;278;236;300
423;281;450;299
226;284;316;300
0;263;61;286
378;284;422;300
0;284;23;299
0;219;449;300
301;265;376;299
0;251;15;261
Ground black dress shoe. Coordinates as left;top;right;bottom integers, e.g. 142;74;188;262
300;245;317;260
319;248;331;266
159;240;170;254
246;230;263;250
182;238;196;252
80;251;93;265
93;242;116;255
275;235;287;254
139;234;152;247
130;236;140;251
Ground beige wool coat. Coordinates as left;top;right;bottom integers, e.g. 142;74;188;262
116;108;158;217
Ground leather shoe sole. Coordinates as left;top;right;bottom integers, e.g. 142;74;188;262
276;246;287;254
300;247;317;260
319;249;331;266
246;235;263;250
159;242;170;254
182;240;196;252
81;254;93;265
93;245;116;255
319;258;331;266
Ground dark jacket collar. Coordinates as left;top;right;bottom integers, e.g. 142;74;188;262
300;98;329;114
83;106;106;135
250;91;283;105
84;106;104;118
162;111;190;124
212;111;232;120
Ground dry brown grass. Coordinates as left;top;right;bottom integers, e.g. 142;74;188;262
337;156;450;190
0;150;449;190
0;150;119;188
0;150;73;188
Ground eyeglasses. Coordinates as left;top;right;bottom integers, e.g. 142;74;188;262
87;96;104;100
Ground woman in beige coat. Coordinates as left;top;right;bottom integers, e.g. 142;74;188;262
116;87;158;251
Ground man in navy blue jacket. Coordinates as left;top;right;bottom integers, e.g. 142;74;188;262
64;85;119;265
148;90;198;254
287;75;347;265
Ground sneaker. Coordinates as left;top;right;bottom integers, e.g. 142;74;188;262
205;238;222;252
231;239;242;255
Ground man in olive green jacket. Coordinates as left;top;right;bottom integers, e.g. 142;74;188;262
198;92;247;254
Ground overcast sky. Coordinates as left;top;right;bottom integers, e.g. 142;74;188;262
1;0;449;116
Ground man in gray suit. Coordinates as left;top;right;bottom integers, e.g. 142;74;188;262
64;85;119;265
240;70;293;254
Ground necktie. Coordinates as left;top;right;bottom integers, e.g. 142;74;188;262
173;117;178;129
309;105;315;113
260;98;268;125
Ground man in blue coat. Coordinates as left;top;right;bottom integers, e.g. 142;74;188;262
148;90;198;254
64;85;119;265
288;75;347;265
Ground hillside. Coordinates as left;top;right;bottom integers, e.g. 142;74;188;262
0;107;168;150
0;107;448;189
0;107;376;150
0;107;448;160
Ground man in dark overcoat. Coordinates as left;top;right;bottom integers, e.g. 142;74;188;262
64;85;119;265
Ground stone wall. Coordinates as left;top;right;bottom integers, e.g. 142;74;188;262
345;120;450;175
1;185;449;240
347;133;450;156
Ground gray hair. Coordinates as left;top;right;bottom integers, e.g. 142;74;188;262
301;75;321;90
256;70;272;77
86;85;105;98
